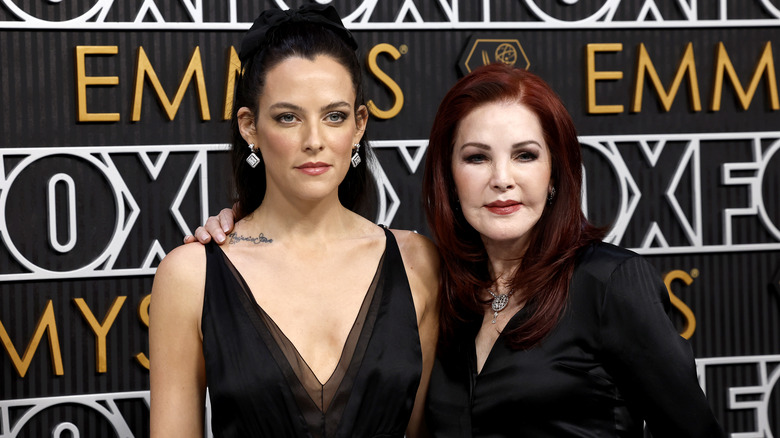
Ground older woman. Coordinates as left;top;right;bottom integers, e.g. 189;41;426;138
422;64;723;437
150;5;438;437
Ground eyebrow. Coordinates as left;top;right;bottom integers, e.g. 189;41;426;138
269;101;352;112
457;140;542;151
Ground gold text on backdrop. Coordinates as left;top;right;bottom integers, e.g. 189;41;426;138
0;296;150;377
587;41;778;114
75;44;407;123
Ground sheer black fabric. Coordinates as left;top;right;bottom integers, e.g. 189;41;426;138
426;242;724;438
202;227;421;437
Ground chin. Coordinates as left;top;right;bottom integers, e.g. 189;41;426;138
478;225;534;246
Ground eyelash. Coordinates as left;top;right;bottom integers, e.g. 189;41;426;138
463;151;538;163
274;112;348;124
516;151;538;161
276;113;297;124
326;112;348;123
464;154;487;163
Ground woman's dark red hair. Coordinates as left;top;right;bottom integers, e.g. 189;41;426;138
423;63;605;349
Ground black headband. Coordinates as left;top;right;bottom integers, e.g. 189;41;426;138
238;4;358;63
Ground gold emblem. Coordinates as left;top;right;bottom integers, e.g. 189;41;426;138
459;38;530;75
495;43;518;65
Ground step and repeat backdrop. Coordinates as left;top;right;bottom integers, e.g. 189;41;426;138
1;1;779;436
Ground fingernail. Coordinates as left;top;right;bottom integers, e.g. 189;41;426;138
216;234;225;244
183;235;191;243
223;225;230;232
198;233;209;241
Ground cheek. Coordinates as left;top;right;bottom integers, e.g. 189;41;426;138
452;166;488;209
261;130;296;156
529;170;552;204
317;128;357;159
451;165;472;198
334;130;357;150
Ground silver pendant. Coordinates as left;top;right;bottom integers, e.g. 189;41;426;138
490;294;509;324
491;294;509;312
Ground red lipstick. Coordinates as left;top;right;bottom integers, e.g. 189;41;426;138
485;200;521;215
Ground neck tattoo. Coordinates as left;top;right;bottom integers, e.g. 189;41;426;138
488;289;514;324
227;232;274;244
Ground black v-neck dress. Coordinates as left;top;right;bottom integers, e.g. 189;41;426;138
201;228;421;437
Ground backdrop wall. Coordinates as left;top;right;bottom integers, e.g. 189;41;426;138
1;1;779;437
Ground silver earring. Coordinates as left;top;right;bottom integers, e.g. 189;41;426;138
246;143;261;168
547;187;556;204
351;143;362;168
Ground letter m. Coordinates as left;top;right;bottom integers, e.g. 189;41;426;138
131;46;211;121
711;42;779;111
0;300;64;377
632;42;701;112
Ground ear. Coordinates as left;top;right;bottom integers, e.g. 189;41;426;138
353;104;368;144
237;107;256;145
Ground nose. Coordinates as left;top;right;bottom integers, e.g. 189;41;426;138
490;161;515;191
303;122;325;152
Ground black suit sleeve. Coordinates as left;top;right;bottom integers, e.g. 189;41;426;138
598;255;725;437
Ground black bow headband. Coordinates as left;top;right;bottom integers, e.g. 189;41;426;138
239;4;358;63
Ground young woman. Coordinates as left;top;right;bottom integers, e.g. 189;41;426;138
422;64;723;437
150;5;439;437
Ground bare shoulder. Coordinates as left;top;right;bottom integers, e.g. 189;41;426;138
149;243;208;437
156;243;206;281
390;229;439;311
390;229;439;275
152;243;207;312
390;230;440;436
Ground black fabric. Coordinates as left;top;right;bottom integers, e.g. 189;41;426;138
201;227;421;437
239;4;357;62
425;242;724;438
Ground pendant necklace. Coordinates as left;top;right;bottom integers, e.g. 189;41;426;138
488;289;514;324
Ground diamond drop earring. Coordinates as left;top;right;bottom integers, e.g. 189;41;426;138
246;143;261;168
351;143;362;168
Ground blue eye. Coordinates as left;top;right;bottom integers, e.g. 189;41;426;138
277;113;296;123
326;112;347;123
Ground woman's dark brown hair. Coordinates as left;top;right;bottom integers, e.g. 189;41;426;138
423;63;605;349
